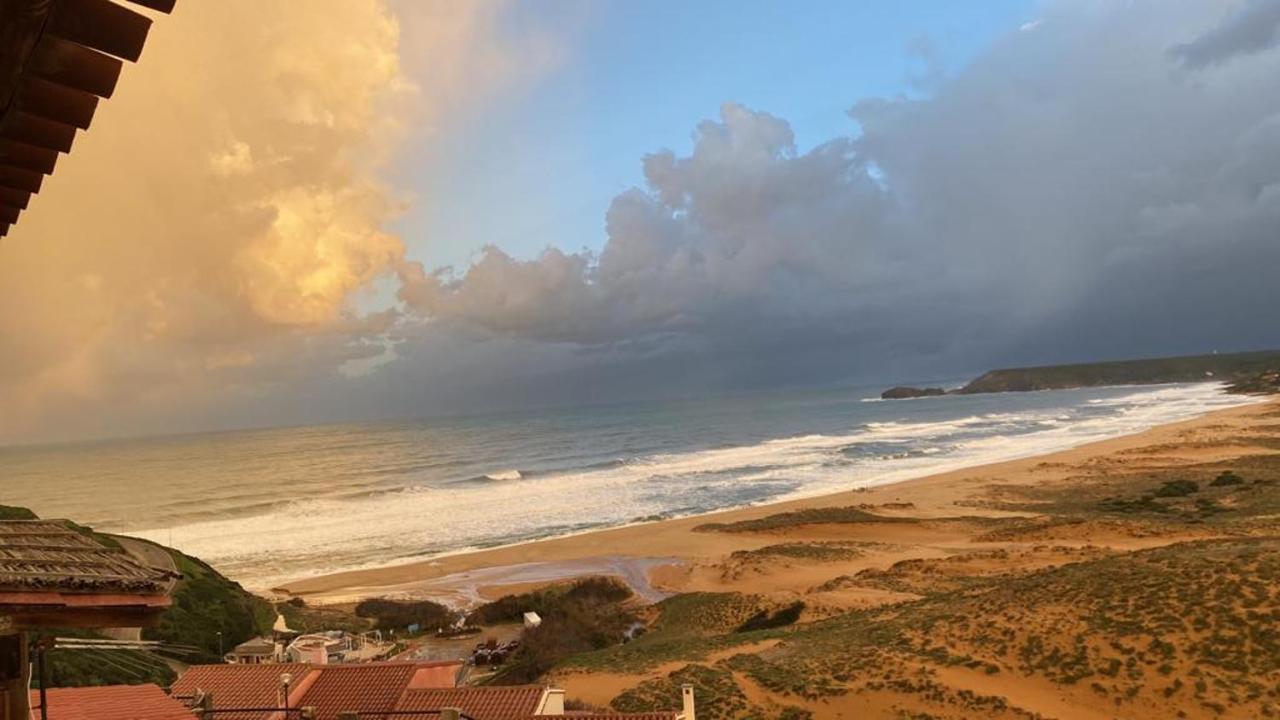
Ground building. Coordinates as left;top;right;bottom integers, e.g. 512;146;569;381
171;661;466;719
0;519;178;720
26;684;192;720
172;663;697;720
225;636;282;664
0;0;176;240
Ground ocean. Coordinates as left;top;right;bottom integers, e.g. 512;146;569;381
0;381;1260;590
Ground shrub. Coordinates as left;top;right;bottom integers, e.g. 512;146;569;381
1154;480;1199;498
467;576;631;626
1211;471;1245;487
354;598;454;632
485;577;637;683
736;602;805;633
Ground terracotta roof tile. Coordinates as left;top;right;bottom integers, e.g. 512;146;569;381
28;684;193;720
171;661;463;720
170;663;314;720
297;663;416;720
395;685;546;720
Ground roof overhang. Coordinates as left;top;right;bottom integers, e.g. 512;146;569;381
0;0;176;238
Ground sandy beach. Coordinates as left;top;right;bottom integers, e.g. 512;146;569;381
280;396;1277;607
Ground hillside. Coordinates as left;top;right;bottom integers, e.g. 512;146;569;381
956;349;1280;394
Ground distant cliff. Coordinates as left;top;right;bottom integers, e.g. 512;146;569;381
879;350;1280;399
881;386;946;400
957;350;1280;394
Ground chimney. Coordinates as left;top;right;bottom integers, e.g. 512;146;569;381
681;684;696;720
541;688;566;716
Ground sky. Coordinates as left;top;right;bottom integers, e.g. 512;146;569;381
2;0;1280;444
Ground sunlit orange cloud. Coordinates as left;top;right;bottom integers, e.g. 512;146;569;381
0;0;560;443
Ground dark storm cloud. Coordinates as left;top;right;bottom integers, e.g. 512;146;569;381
1169;0;1280;68
390;0;1280;399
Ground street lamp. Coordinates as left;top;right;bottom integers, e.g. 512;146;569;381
216;631;223;658
281;672;294;714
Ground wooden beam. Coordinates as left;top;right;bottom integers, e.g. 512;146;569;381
16;77;100;130
0;166;43;193
125;0;178;13
0;111;77;154
1;633;31;720
51;0;154;63
3;607;168;629
0;188;30;209
29;35;124;99
0;139;59;175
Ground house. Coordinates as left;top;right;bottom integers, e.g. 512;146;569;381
25;684;192;720
172;663;697;720
171;660;466;719
0;520;178;720
523;611;542;629
225;636;281;664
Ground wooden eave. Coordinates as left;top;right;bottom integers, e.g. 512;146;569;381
0;0;175;239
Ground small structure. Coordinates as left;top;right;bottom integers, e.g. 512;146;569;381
26;683;192;720
0;520;177;720
271;612;299;643
224;636;281;664
522;611;542;629
287;633;338;664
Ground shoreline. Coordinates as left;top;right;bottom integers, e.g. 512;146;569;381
278;395;1277;604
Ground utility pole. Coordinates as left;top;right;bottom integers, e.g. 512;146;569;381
35;636;56;720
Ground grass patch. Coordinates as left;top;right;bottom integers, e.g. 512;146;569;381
695;506;911;533
729;542;862;562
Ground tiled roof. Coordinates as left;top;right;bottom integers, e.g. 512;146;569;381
171;663;314;720
395;685;547;720
0;520;173;594
28;683;193;720
172;661;464;720
298;663;416;720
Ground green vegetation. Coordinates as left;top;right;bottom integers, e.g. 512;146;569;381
728;542;861;562
141;545;274;663
695;506;909;533
612;664;755;720
467;575;632;626
736;601;804;632
35;629;176;688
0;504;38;520
1211;470;1245;487
648;592;768;636
355;598;453;632
957;349;1280;394
1153;479;1199;497
277;598;370;635
1227;369;1280;395
483;577;638;684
